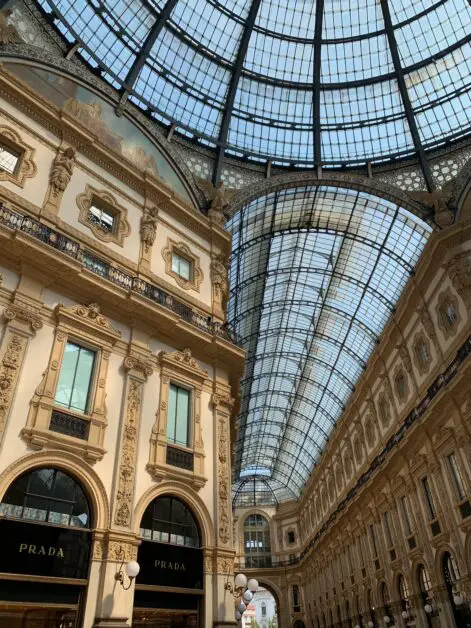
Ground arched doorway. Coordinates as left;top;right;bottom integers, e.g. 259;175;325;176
380;582;393;625
0;467;92;627
442;551;471;627
397;575;411;625
244;514;272;568
132;495;203;628
417;564;433;628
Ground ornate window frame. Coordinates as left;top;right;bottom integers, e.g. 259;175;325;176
147;348;207;489
0;126;36;188
364;414;376;448
394;366;409;403
377;393;391;427
436;288;460;340
22;303;121;462
76;184;130;246
413;331;432;375
162;239;203;292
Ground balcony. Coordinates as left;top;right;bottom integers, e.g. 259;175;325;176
0;203;238;344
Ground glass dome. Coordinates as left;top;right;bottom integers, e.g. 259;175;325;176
36;0;471;169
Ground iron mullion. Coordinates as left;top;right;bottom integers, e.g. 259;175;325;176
213;0;263;184
379;0;434;191
313;0;324;166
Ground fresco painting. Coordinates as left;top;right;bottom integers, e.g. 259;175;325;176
4;63;193;205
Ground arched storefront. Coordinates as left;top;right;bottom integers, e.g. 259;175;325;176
0;467;92;627
132;495;204;628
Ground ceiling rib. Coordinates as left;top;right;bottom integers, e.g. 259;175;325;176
313;0;325;167
116;0;179;114
379;0;434;191
213;0;263;185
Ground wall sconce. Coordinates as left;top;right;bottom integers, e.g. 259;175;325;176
114;547;140;590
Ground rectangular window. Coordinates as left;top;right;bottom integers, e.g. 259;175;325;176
0;141;21;174
88;202;115;234
292;584;300;607
167;384;191;447
422;476;437;521
369;524;378;557
171;251;193;280
400;495;413;536
447;453;466;501
383;511;394;548
55;341;95;414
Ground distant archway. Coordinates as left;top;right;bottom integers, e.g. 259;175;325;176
257;580;282;628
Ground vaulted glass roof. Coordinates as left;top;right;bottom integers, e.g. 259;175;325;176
227;186;432;503
37;0;471;174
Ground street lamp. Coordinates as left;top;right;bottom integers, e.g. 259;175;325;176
225;573;259;623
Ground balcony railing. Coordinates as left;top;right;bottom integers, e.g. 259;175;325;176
0;204;238;344
237;555;300;569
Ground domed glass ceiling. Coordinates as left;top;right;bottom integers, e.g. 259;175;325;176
37;0;471;169
228;186;432;503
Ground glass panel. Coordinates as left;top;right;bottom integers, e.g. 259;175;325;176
0;142;21;174
176;386;190;446
55;342;80;408
55;342;95;413
447;453;466;501
167;384;177;443
140;496;200;547
172;252;192;280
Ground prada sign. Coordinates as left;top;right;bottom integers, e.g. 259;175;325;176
137;541;203;589
0;519;91;580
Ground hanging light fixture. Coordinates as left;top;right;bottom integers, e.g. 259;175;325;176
224;573;259;623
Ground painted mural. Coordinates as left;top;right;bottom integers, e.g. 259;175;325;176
4;63;193;205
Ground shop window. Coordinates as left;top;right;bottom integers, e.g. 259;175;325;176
0;126;36;187
447;452;467;502
148;348;207;488
140;495;200;548
172;250;193;281
244;514;271;568
166;384;191;447
0;468;90;528
162;239;203;292
55;341;96;414
22;303;121;462
76;184;130;246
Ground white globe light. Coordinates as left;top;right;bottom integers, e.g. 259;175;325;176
235;611;242;620
384;616;391;624
401;610;409;619
125;561;140;579
238;602;247;613
247;578;259;592
235;573;248;589
454;594;464;606
243;590;253;603
367;622;374;628
424;603;433;614
355;624;361;628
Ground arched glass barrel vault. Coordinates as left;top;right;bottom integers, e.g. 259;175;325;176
228;185;432;504
34;0;471;180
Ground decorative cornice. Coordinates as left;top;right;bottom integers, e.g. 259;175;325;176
158;347;208;378
123;353;153;379
55;302;121;344
3;302;42;332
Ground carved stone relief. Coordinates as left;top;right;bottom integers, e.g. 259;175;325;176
43;144;76;214
210;254;229;320
0;334;26;436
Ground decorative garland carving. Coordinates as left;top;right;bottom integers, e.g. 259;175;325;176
217;413;231;546
4;303;43;331
0;334;25;434
114;378;143;527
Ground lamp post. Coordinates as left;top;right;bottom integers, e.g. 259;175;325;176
225;573;259;623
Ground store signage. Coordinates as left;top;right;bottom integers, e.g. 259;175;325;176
137;541;203;589
0;519;91;580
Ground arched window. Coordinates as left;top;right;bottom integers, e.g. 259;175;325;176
418;565;433;628
244;513;271;568
381;582;393;621
140;495;200;547
398;574;410;614
0;468;90;528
